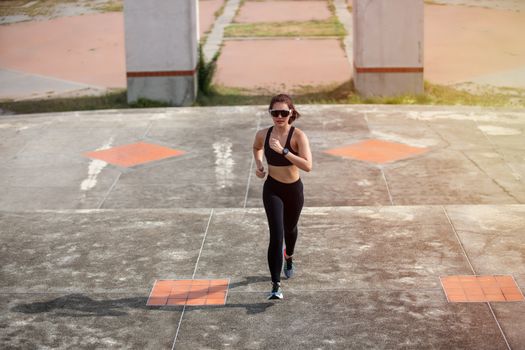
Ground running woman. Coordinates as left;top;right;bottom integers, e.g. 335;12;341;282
252;94;312;300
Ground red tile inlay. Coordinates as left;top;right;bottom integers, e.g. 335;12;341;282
441;275;524;303
324;139;428;164
147;279;229;306
84;142;184;168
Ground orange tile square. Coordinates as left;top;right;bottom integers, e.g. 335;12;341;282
478;276;497;283
465;288;485;297
209;285;226;293
504;294;525;301
466;294;487;302
459;276;478;283
169;290;190;299
84;141;185;168
146;297;168;306
190;285;209;293
207;291;227;299
448;294;468;302
150;290;171;298
441;280;461;289
188;291;208;299
495;276;517;287
462;282;482;291
192;280;212;286
442;275;524;303
171;285;192;293
445;288;465;296
210;279;229;287
173;280;193;287
166;299;188;306
154;280;176;289
186;298;207;306
482;287;502;295
147;279;230;306
501;286;521;295
485;294;506;302
324;139;428;164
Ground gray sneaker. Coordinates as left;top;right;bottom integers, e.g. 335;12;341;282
283;258;295;279
268;282;283;300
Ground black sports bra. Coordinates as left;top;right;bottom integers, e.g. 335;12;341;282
264;126;299;166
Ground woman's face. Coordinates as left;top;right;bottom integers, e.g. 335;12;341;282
270;102;292;127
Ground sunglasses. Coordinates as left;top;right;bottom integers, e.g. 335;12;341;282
269;109;291;118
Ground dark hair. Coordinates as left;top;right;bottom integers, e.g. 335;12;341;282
269;93;300;124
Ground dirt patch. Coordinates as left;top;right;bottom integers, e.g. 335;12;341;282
0;0;117;24
424;4;525;86
213;38;352;93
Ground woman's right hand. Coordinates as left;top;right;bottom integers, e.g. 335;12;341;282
255;165;266;178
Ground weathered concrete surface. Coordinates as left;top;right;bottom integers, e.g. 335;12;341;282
0;105;523;211
0;293;182;349
1;206;523;349
1;105;524;349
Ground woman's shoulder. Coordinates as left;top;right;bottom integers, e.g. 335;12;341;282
292;126;307;138
255;127;271;139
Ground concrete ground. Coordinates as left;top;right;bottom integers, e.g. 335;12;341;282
1;104;524;349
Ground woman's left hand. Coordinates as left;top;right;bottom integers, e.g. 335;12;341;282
269;138;284;154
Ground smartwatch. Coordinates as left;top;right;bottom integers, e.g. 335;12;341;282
282;148;289;156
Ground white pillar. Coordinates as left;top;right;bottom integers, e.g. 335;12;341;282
124;0;199;106
353;0;424;97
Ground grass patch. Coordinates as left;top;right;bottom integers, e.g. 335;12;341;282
423;0;447;5
224;18;346;37
214;0;227;19
1;82;523;115
94;1;123;13
0;0;78;17
196;80;525;108
0;90;129;115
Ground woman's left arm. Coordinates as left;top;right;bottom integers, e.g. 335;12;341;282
284;130;312;172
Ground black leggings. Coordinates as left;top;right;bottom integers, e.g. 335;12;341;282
263;176;304;283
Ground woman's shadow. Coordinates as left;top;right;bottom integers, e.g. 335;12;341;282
12;276;274;317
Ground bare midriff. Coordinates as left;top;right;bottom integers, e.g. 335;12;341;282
268;164;300;184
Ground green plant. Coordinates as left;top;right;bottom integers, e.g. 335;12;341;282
197;44;220;97
129;97;170;108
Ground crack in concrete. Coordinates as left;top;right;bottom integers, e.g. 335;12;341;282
461;151;522;204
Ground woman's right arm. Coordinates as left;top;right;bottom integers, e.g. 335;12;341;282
253;129;266;178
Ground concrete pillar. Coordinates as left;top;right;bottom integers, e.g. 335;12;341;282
353;0;424;97
124;0;199;106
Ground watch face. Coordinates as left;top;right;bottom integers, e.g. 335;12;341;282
283;148;289;155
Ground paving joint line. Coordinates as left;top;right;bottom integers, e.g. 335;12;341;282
171;208;214;350
442;206;476;274
442;206;513;349
142;121;153;139
487;302;513;350
380;167;394;205
364;112;394;205
97;172;121;209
